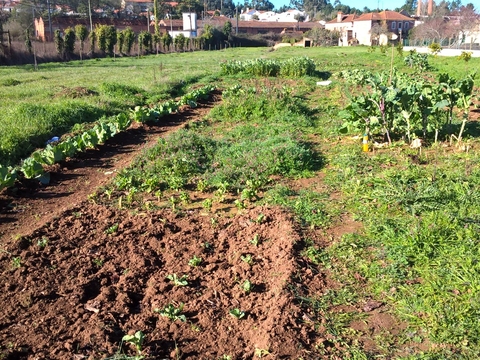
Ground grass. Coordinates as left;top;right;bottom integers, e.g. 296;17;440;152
3;45;480;357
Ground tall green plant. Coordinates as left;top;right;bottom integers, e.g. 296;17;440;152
122;27;135;54
75;24;88;60
54;29;64;58
138;31;152;55
64;27;76;58
95;25;107;54
24;29;32;54
105;25;117;56
161;32;172;52
88;29;96;56
174;33;186;52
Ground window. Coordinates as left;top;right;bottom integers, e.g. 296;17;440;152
391;21;396;30
398;22;402;30
404;22;409;30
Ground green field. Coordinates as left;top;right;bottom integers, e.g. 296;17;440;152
2;46;480;358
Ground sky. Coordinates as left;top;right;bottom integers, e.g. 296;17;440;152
270;0;480;11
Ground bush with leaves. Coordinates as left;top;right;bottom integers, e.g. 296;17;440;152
429;42;442;55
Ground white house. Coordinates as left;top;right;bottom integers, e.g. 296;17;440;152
325;10;415;46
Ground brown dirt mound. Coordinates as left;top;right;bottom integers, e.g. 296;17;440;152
0;203;317;359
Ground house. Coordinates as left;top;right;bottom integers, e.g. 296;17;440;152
241;8;261;21
325;10;415;46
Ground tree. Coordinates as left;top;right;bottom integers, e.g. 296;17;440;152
161;31;172;51
395;0;416;14
174;33;186;51
369;22;389;45
449;5;479;48
306;27;340;46
105;25;117;56
75;25;88;60
410;17;455;44
123;27;135;54
64;27;76;58
89;30;96;56
117;31;125;54
138;31;152;54
54;29;65;58
289;0;331;19
223;20;232;38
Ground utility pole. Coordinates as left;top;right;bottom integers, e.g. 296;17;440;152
235;4;238;35
88;0;93;32
46;0;52;40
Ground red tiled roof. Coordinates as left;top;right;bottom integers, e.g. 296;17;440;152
329;10;412;23
326;14;357;24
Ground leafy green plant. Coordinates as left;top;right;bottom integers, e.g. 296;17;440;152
229;308;245;319
429;42;442;55
166;273;188;286
105;223;119;234
250;234;260;246
93;258;104;267
37;237;48;248
458;51;472;62
122;330;145;356
11;256;21;269
241;279;252;293
188;255;203;267
202;199;213;212
155;303;186;322
240;254;253;265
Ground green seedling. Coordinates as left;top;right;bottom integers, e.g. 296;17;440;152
122;330;145;356
202;198;213;212
241;187;257;202
11;256;21;269
220;356;232;360
154;190;162;202
179;191;190;204
234;199;246;210
240;254;253;265
166;273;188;286
242;279;252;293
169;195;179;211
188;255;203;267
105;223;119;234
250;234;260;246
155;303;187;322
202;241;213;252
229;308;245;319
93;258;104;267
196;179;208;192
254;348;270;358
254;213;265;224
104;188;113;200
37;237;48;248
